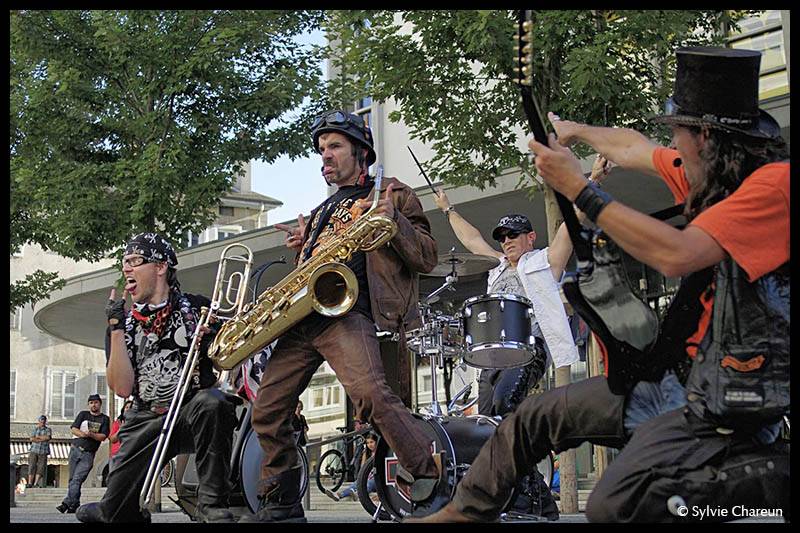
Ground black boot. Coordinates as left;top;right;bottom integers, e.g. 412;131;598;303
238;466;306;523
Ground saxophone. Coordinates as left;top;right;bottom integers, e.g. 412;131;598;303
208;169;398;371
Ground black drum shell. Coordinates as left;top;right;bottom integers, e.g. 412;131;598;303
461;294;535;369
373;414;498;520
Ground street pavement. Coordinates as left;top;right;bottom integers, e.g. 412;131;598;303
9;505;590;524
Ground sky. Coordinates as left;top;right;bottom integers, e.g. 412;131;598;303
250;28;328;227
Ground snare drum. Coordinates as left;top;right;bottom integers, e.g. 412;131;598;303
406;313;463;357
461;294;536;369
373;414;502;520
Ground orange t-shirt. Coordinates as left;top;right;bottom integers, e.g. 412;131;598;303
652;147;790;357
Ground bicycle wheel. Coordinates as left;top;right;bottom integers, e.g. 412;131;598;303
356;456;391;522
160;458;175;487
316;449;346;493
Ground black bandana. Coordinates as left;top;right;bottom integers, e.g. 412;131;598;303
125;232;178;267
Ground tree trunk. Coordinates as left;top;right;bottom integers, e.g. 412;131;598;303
543;184;579;514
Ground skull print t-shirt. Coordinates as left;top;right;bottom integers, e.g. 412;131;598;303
116;291;216;411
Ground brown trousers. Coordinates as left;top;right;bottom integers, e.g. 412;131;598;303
251;313;437;496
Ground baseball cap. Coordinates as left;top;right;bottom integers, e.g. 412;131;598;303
492;214;534;241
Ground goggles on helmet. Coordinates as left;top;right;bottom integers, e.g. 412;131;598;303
311;111;367;133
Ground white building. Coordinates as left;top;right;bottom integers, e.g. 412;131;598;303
10;162;280;488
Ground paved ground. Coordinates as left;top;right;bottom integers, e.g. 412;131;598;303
9;505;592;524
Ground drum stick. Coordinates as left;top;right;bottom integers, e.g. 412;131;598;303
407;146;440;197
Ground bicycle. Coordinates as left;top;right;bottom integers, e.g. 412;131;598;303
314;424;372;495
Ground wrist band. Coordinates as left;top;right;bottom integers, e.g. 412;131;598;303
574;182;614;223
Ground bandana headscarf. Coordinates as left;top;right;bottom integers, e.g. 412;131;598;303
125;232;178;267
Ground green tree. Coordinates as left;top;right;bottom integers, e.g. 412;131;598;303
10;10;327;310
322;9;757;513
323;10;754;189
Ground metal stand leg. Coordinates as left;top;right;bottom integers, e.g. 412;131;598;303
428;352;444;417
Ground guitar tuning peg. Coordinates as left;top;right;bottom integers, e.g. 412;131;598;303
521;33;532;43
522;43;532;55
522;21;533;32
521;54;532;65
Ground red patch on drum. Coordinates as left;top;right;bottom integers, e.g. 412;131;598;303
384;457;398;484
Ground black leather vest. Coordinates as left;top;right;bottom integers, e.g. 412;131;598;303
685;259;790;433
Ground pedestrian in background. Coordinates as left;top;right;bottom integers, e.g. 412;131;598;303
29;414;52;488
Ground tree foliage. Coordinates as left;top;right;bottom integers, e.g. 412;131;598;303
10;10;327;310
323;10;756;189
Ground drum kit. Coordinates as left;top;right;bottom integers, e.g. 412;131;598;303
372;250;552;521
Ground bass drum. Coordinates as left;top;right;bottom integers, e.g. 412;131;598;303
239;424;309;513
373;414;503;521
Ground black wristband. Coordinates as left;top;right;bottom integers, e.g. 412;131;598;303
574;182;614;223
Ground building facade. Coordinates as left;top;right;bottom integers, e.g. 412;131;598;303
10;161;280;488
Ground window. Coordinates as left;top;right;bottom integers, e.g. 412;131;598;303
215;225;243;241
186;230;201;248
10;370;17;419
49;369;77;421
422;375;432;393
94;374;108;415
219;206;235;217
728;10;787;100
10;309;22;331
309;384;342;410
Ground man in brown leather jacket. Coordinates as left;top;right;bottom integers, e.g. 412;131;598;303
241;110;440;522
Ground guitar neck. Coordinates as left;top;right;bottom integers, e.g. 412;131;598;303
516;10;590;262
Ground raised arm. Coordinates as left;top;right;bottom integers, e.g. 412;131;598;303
548;112;661;177
434;188;503;259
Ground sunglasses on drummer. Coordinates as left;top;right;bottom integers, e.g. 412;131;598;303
310;111;365;132
496;231;522;243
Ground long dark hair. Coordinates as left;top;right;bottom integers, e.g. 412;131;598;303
118;400;133;421
684;127;789;220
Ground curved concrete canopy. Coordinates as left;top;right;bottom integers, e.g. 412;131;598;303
34;168;675;350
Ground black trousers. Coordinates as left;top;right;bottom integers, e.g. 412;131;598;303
93;388;237;522
477;355;557;519
586;407;790;522
454;375;789;522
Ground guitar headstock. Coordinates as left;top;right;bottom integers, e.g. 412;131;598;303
513;10;549;145
514;11;534;88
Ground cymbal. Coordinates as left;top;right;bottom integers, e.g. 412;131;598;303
422;252;500;278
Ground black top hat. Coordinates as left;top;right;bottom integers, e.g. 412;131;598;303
650;47;781;139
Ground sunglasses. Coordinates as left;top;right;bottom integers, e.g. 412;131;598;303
122;255;152;268
310;111;365;132
496;231;522;243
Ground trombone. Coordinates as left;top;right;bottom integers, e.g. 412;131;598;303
139;243;253;511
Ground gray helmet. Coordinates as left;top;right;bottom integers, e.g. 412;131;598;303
311;110;376;166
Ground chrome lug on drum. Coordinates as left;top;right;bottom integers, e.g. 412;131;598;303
460;293;536;369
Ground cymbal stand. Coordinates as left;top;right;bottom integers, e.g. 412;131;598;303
421;259;458;418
